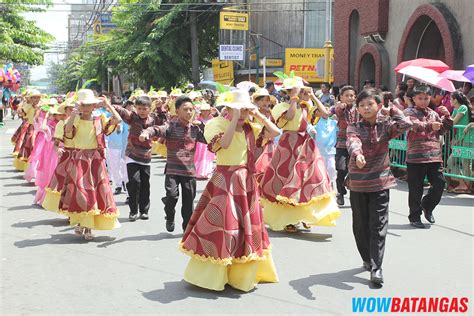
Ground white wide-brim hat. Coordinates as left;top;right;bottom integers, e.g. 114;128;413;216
77;89;101;105
219;90;257;109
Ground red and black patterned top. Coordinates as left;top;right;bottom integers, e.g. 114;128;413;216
403;106;453;164
144;117;206;177
346;107;413;192
113;105;156;164
336;104;359;149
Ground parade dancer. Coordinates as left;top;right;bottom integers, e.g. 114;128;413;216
334;85;358;206
13;90;42;171
178;90;280;292
113;95;157;221
346;89;412;285
194;102;216;180
140;95;206;232
34;105;65;204
58;90;121;240
404;85;453;228
259;75;340;232
42;100;75;212
24;98;58;182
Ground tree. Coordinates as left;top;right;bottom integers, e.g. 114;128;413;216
0;0;54;65
66;0;219;90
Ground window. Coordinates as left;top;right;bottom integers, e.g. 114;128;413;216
304;0;334;48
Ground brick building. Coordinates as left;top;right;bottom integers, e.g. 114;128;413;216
333;0;474;90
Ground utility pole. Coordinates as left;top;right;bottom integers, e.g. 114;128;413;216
323;0;333;83
190;10;200;85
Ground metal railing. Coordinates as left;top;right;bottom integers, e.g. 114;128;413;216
389;125;474;181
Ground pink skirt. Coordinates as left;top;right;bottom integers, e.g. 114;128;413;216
194;142;215;179
34;139;58;204
24;131;46;182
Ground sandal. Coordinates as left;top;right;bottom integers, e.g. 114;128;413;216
302;222;312;230
284;224;298;233
74;225;84;236
83;229;93;240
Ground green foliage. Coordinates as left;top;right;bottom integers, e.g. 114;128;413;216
55;0;219;90
0;0;54;65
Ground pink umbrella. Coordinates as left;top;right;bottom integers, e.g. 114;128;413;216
398;66;455;92
395;58;450;73
439;70;470;83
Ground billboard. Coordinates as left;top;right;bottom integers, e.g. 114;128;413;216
284;48;334;83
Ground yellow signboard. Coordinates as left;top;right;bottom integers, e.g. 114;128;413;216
220;11;249;31
260;58;284;67
212;59;234;84
284;48;334;83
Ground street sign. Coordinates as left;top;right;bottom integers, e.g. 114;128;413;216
219;45;244;61
259;58;283;67
219;11;249;31
212;59;234;84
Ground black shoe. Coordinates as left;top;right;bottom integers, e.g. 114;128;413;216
166;218;175;232
410;220;426;229
423;210;435;224
139;213;149;220
336;194;344;206
125;197;129;204
129;213;138;222
363;261;372;271
114;187;122;195
370;269;384;284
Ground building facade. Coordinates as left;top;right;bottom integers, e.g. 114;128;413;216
334;0;474;90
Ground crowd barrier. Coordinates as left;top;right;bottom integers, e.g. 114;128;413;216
388;125;474;181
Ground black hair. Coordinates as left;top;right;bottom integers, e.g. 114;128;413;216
412;85;432;97
111;96;122;105
451;90;472;121
397;82;408;91
135;95;152;107
339;85;357;97
321;82;331;89
464;82;472;90
356;89;382;106
331;85;340;98
124;100;134;107
364;79;375;85
175;95;193;110
379;85;389;92
249;87;256;93
382;91;394;107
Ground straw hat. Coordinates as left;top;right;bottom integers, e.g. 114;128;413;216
218;90;257;109
26;89;43;98
198;103;211;111
252;88;270;99
281;77;304;90
77;89;101;105
49;106;63;115
170;88;183;97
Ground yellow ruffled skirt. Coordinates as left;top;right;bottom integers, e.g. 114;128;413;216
13;157;28;171
151;141;167;157
261;193;341;231
42;188;61;213
183;248;278;292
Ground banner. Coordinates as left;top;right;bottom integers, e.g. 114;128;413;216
219;45;244;61
284;48;334;83
212;59;234;84
220;11;249;31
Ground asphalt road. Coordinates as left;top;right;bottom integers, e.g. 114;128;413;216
0;121;472;315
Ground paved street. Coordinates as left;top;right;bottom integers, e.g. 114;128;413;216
0;122;472;315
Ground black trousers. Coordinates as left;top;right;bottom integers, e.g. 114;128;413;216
335;148;349;196
407;162;446;222
126;163;151;215
162;174;196;230
350;190;389;270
